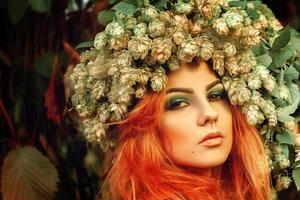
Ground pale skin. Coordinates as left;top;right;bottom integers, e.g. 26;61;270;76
160;60;233;177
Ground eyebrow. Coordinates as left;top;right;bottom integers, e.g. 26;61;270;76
166;79;221;94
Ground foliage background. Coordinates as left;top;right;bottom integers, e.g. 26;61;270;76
0;0;299;199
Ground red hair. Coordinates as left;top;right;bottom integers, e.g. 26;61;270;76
99;91;272;200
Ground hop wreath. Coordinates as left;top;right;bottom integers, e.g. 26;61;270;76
67;0;300;193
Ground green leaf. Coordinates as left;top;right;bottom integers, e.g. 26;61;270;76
276;129;293;145
34;53;54;78
1;146;59;200
228;1;247;8
75;41;94;49
153;0;168;10
277;83;300;122
97;10;115;26
289;36;300;54
284;66;300;83
271;27;291;51
29;0;52;13
256;53;272;67
246;8;260;20
280;144;289;158
112;1;138;15
292;167;300;191
8;0;29;24
271;47;294;68
292;160;300;168
109;0;118;3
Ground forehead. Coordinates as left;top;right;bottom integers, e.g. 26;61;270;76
165;61;218;90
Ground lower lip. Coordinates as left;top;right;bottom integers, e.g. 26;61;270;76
200;137;224;147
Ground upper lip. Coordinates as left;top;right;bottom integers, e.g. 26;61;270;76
198;131;223;144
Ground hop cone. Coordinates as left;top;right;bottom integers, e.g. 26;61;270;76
94;32;108;50
172;28;187;45
138;66;152;85
275;175;292;191
150;67;167;91
134;23;148;37
168;55;180;71
241;103;265;125
278;83;291;102
223;10;244;29
212;18;229;35
97;102;111;123
225;57;239;76
223;42;236;57
128;36;152;60
199;41;214;61
109;103;128;122
151;37;173;64
228;79;251;105
148;20;165;38
105;21;124;38
135;85;147;98
247;75;262;90
177;38;199;63
174;0;193;15
212;50;225;76
141;5;159;22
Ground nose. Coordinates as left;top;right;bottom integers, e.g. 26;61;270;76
196;102;218;126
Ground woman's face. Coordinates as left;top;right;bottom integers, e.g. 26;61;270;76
160;60;233;173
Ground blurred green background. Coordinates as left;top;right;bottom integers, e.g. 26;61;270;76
0;0;299;199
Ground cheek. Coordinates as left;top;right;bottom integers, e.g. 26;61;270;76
160;113;195;152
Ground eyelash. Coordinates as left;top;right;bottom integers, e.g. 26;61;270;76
165;90;226;111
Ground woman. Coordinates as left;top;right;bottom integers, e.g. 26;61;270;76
68;0;300;199
99;59;271;200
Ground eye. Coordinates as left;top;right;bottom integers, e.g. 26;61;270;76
165;98;190;111
207;89;226;102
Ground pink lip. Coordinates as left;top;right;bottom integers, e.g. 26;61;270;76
199;132;223;144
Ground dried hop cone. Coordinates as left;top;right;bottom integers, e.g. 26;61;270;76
223;10;244;29
128;36;152;60
177;38;199;63
228;79;251;105
150;67;167;91
148;20;166;38
275;175;292;192
247;72;262;90
135;85;147;99
240;27;260;47
278;83;291;102
133;23;148;37
174;0;193;15
108;33;129;50
212;50;225;76
199;40;214;61
94;32;108;50
212;18;229;35
168;55;180;71
109;103;128;122
241;103;265;125
105;21;125;38
225;57;239;76
125;17;137;30
142;5;159;22
223;42;237;57
173;28;187;45
189;20;202;35
151;37;173;64
173;14;189;31
138;66;152;85
97;102;110;123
